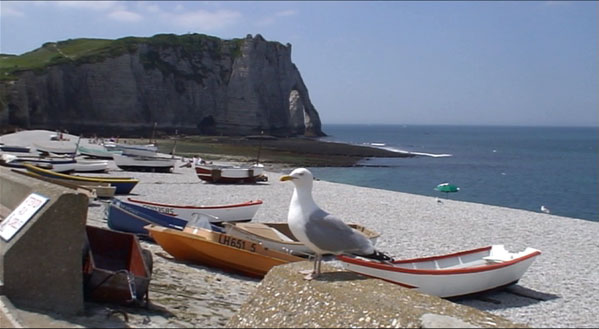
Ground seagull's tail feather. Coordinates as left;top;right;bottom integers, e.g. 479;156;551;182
361;250;395;263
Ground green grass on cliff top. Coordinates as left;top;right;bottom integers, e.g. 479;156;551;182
0;33;243;81
0;39;114;79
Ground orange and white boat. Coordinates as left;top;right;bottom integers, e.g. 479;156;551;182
145;219;303;278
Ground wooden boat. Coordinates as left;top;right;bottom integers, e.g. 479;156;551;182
126;197;263;224
106;198;224;237
113;154;176;173
111;143;158;157
83;225;152;305
13;169;116;199
223;222;380;257
337;245;541;298
0;154;77;173
195;163;267;184
78;144;122;159
146;219;303;278
23;163;139;194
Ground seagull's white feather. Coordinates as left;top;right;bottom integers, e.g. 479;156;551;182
282;168;375;255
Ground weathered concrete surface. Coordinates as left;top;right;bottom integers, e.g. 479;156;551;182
0;166;88;316
227;261;526;328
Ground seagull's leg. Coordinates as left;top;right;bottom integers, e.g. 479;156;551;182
299;254;317;275
316;256;322;275
304;254;321;280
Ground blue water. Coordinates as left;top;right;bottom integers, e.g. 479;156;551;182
309;124;599;222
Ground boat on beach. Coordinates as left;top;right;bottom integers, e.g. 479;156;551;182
112;154;177;173
23;163;139;194
126;197;263;224
78;144;123;159
0;144;32;153
106;198;223;237
0;154;77;173
73;159;109;173
110;143;158;157
223;222;380;257
13;169;116;199
337;244;541;298
195;163;267;184
146;218;303;278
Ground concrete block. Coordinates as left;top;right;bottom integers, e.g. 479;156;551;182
0;166;88;315
227;261;526;328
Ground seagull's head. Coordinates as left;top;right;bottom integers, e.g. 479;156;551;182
280;167;314;190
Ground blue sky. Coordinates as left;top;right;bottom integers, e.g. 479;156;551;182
1;1;597;126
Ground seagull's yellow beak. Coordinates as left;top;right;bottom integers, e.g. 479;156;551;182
280;175;294;181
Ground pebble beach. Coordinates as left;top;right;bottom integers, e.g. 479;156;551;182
2;143;598;327
61;156;596;328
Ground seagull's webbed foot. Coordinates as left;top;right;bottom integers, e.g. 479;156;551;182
303;271;319;280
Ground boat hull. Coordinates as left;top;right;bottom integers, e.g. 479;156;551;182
73;159;109;173
126;198;262;223
195;164;266;183
0;155;77;173
112;143;158;157
338;245;541;298
23;163;139;194
107;199;191;237
78;145;122;159
146;224;302;278
113;154;176;173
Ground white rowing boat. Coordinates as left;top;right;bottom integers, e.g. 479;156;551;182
337;244;541;298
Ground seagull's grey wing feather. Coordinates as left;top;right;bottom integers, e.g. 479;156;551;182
304;209;374;254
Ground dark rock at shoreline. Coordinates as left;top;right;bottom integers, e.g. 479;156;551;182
153;135;414;168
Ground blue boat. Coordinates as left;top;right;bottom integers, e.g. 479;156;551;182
106;199;223;238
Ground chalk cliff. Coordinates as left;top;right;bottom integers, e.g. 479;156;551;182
0;33;324;137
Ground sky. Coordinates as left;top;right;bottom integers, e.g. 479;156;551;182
1;1;598;127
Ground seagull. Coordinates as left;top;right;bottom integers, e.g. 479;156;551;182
541;205;550;214
280;168;393;280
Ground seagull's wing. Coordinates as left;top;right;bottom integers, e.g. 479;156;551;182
304;208;374;255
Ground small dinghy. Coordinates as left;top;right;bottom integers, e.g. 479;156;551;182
337;244;541;298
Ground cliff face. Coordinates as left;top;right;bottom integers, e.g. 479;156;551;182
0;34;325;137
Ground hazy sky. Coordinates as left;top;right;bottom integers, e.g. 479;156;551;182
1;1;597;127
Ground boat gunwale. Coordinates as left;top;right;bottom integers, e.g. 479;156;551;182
337;246;541;275
24;163;139;183
127;197;263;210
225;222;379;245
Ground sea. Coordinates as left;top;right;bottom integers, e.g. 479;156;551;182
310;124;599;223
